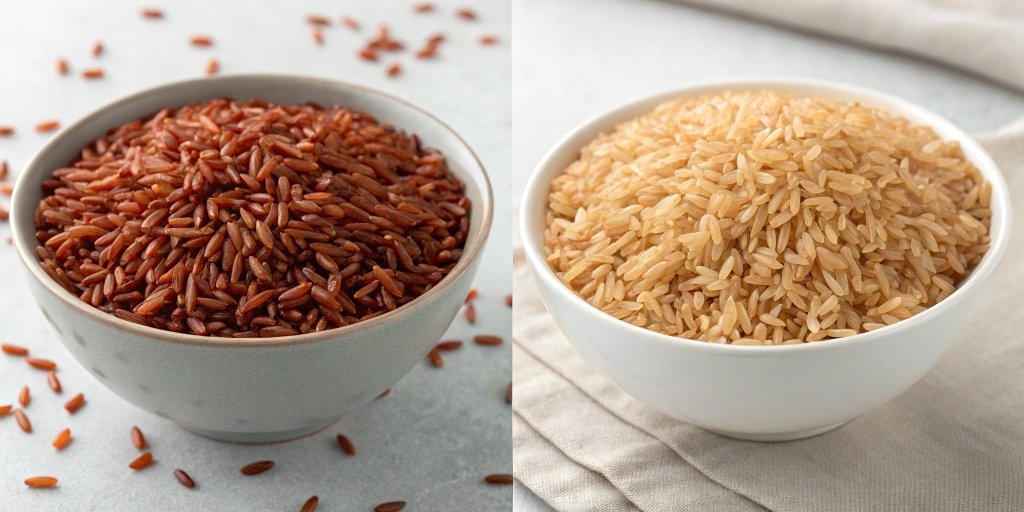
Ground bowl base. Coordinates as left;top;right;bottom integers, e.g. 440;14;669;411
179;417;341;444
704;419;851;442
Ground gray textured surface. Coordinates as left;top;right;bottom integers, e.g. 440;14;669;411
0;1;511;510
511;0;1024;509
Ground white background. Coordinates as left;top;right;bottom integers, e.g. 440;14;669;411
511;0;1024;509
0;1;511;510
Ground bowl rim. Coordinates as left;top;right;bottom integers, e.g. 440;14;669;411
11;73;494;348
519;76;1012;356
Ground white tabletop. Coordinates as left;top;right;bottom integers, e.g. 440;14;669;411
511;0;1024;510
0;1;511;510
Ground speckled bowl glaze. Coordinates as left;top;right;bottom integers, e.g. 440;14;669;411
11;75;493;443
520;78;1011;441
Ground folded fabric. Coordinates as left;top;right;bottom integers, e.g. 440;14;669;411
666;0;1024;92
512;124;1024;511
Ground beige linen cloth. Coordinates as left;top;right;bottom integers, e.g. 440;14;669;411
513;119;1024;511
667;0;1024;93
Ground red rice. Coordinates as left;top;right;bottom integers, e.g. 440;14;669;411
92;41;104;57
455;8;477;20
190;35;213;47
374;502;406;512
240;460;275;475
131;425;147;450
306;15;331;26
479;35;498;45
19;386;30;407
2;343;29;356
52;428;72;450
34;99;469;337
65;393;85;414
24;476;57;488
129;452;154;470
15;409;31;432
336;434;356;456
141;8;164;19
206;59;219;76
57;58;69;75
0;404;10;416
474;335;503;346
414;3;435;13
387;63;402;77
436;340;462;351
301;496;320;512
35;120;60;133
427;347;443;367
484;473;513;485
48;370;62;393
465;303;476;324
173;469;196;488
82;68;105;79
341;16;360;30
27;357;57;370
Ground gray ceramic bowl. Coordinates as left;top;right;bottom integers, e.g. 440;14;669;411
10;75;493;443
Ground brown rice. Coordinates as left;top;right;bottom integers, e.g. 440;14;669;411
544;91;991;345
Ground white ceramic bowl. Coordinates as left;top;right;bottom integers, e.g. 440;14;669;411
520;78;1011;441
11;75;493;443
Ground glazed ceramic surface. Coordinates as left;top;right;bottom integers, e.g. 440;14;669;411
11;75;493;443
520;78;1011;441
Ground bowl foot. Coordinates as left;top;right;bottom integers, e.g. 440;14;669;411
704;419;851;442
179;417;341;444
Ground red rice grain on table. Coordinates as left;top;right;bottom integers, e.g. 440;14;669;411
341;16;360;30
33;99;469;337
0;184;13;196
427;347;443;367
190;35;213;47
436;340;462;351
92;41;104;57
57;58;69;75
27;357;57;370
484;473;514;485
173;469;196;488
52;428;72;450
455;7;477;20
141;8;163;19
19;386;30;407
0;159;8;180
35;120;60;133
301;496;320;512
15;409;32;432
24;476;58;488
48;370;62;393
415;3;435;13
206;59;219;76
129;452;154;470
374;502;407;512
65;393;85;414
131;426;147;450
0;125;14;136
2;343;29;356
359;47;378;61
240;460;275;476
82;68;105;79
479;35;498;45
306;15;330;26
336;434;356;456
465;289;478;302
474;335;503;346
313;28;324;46
465;303;476;324
0;404;10;416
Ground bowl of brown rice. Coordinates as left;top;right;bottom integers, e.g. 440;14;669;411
520;78;1010;441
11;74;493;442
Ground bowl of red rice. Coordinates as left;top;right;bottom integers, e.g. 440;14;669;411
11;74;493;442
519;78;1010;441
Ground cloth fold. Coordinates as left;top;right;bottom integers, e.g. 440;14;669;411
666;0;1024;93
512;124;1024;511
